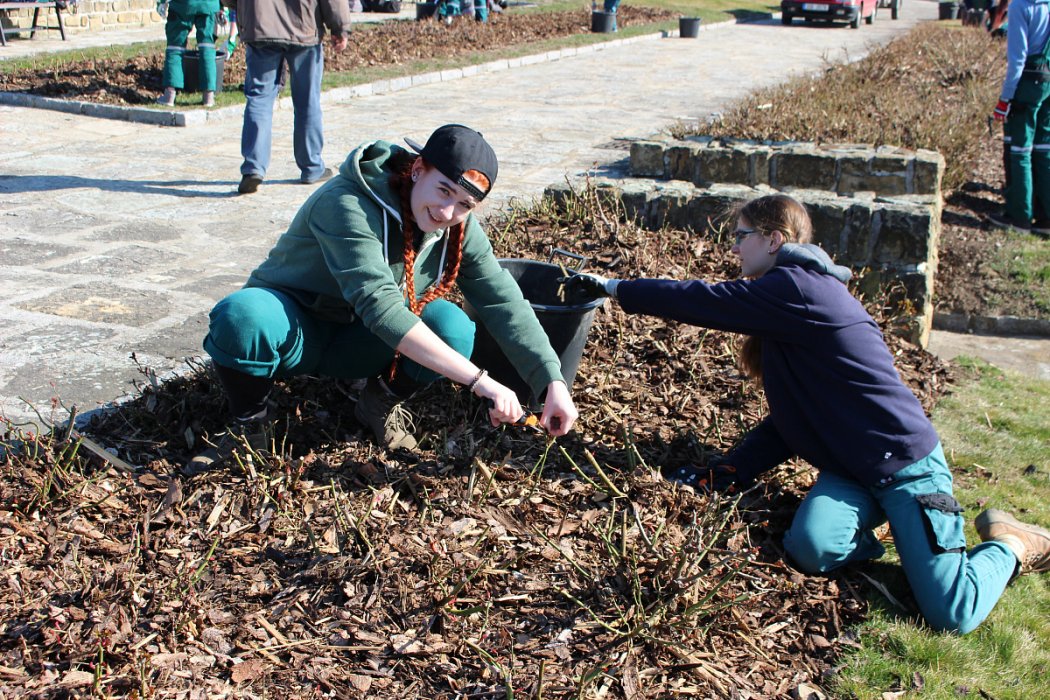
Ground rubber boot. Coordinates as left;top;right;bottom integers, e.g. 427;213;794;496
156;87;177;106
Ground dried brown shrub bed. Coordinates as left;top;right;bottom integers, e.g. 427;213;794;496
0;191;954;698
0;7;677;106
675;21;1049;320
679;23;1003;193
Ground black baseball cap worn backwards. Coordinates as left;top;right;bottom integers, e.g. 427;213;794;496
405;124;498;201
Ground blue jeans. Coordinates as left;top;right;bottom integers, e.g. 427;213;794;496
783;444;1017;634
241;42;326;182
203;287;476;384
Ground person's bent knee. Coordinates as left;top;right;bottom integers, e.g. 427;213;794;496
920;606;982;636
204;288;295;375
783;530;847;574
421;300;475;357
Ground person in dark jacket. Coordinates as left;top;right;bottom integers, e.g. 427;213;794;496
190;124;578;471
225;0;352;195
566;193;1050;634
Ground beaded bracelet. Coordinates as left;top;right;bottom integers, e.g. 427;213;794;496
468;369;487;393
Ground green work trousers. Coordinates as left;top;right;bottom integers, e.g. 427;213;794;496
1005;75;1050;223
162;9;217;92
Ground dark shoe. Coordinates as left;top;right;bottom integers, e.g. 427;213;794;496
1031;220;1050;238
300;167;334;185
986;210;1031;233
354;376;417;450
238;174;263;195
184;418;271;475
975;509;1050;574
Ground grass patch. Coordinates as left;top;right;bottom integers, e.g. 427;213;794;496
987;235;1050;315
673;22;1005;191
831;358;1050;699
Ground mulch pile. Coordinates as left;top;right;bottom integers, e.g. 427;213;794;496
0;189;955;698
0;7;678;105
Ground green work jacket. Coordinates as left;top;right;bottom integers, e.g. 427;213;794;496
246;140;564;396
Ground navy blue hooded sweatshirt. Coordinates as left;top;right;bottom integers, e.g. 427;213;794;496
614;244;940;487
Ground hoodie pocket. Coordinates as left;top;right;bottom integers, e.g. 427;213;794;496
915;493;966;554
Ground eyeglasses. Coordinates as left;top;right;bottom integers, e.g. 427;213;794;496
732;227;757;245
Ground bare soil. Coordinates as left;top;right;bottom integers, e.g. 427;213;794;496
0;196;955;699
935;133;1048;319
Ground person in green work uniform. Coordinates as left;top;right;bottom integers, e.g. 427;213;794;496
990;0;1050;236
189;124;579;471
156;0;221;107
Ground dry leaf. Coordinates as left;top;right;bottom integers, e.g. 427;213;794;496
231;659;268;683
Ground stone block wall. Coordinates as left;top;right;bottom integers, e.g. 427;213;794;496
544;177;941;347
630;138;945;199
1;1;163;35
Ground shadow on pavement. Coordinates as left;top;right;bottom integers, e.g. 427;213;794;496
0;174;241;199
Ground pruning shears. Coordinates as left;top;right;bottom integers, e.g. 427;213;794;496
484;399;546;435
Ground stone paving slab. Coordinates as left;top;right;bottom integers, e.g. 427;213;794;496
0;1;985;427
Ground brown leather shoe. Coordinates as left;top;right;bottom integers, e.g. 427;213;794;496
975;509;1050;574
354;376;417;450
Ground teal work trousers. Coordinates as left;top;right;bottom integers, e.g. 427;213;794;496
162;9;217;91
783;444;1017;634
1005;75;1050;223
203;287;476;384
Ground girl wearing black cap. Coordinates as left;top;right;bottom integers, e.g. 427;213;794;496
191;124;578;469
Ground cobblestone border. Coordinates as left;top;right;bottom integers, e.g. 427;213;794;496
0;17;747;126
933;313;1050;337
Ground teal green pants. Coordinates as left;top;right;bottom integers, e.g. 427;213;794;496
162;9;217;92
203;287;476;384
1005;75;1050;223
783;444;1017;634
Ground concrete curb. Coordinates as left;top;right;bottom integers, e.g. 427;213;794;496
0;15;758;126
933;312;1050;337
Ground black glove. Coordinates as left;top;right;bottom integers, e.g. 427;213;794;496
666;459;745;493
559;271;616;302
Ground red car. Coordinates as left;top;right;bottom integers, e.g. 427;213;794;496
780;0;893;28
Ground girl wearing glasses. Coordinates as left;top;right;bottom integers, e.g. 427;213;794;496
566;193;1049;634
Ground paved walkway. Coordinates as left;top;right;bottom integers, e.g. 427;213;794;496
1;0;1034;427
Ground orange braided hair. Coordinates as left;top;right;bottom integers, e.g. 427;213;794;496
395;161;466;317
385;159;488;381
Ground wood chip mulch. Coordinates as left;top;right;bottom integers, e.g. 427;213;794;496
0;192;955;698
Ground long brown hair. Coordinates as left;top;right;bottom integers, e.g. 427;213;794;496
386;157;490;380
734;194;813;382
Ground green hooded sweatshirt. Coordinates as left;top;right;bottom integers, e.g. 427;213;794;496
245;140;564;396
